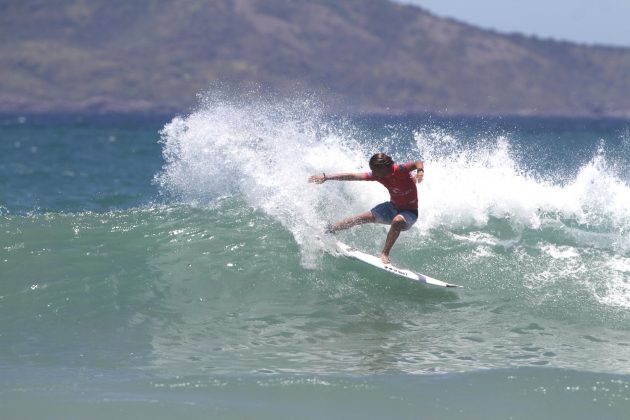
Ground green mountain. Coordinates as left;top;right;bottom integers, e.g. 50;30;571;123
2;0;629;117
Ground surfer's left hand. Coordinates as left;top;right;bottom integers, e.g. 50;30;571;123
308;174;326;184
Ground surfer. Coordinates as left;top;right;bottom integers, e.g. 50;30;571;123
308;152;424;264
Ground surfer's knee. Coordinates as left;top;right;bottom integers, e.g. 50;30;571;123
364;212;377;223
391;215;406;230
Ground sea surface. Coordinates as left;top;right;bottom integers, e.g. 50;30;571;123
2;96;630;419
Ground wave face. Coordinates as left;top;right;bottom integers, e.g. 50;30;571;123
2;104;630;417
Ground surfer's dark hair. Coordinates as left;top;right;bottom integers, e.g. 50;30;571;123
369;153;394;169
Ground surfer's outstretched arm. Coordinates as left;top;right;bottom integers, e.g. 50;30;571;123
308;173;366;184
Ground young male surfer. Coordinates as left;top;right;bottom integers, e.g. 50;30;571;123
308;153;424;265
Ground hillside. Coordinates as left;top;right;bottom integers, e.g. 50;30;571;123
1;0;630;117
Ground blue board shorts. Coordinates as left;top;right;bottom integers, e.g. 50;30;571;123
371;202;418;231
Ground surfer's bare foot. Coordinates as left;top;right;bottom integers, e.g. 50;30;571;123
380;253;391;265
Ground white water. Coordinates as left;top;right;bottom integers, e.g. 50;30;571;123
156;94;630;304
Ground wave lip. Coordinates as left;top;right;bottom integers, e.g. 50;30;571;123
155;93;371;267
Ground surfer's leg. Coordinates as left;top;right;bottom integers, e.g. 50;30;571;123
327;211;375;233
380;215;406;264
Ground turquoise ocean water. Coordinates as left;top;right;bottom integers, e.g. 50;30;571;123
2;97;630;418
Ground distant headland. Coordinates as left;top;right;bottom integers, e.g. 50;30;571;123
1;0;629;118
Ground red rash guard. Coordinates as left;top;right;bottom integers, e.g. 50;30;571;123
363;162;418;210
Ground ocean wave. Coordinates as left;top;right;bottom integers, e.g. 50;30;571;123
3;202;630;376
156;95;630;262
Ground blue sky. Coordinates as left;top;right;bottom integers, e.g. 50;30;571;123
397;0;630;47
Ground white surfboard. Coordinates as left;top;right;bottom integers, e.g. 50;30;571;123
336;241;461;288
